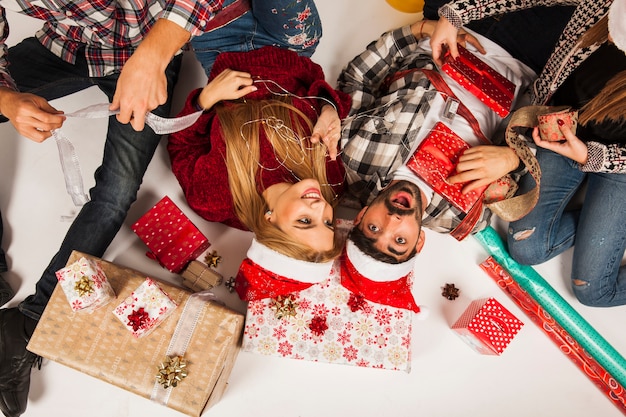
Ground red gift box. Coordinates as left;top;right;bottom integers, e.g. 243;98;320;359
131;196;210;273
451;297;523;355
442;44;516;117
406;122;486;213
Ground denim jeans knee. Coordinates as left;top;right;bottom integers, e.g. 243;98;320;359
191;0;321;75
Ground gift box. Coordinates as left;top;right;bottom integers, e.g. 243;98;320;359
442;44;516;117
132;196;211;273
112;277;178;338
241;259;413;372
180;260;223;292
407;122;486;213
28;251;244;417
451;297;523;355
55;256;115;313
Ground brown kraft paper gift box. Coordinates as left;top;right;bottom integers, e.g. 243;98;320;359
27;251;245;417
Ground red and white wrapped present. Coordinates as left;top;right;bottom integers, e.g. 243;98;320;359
131;196;211;273
442;44;516;117
451;297;523;355
113;277;178;338
56;256;115;313
407;122;486;213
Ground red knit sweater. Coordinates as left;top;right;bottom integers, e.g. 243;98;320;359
167;46;351;230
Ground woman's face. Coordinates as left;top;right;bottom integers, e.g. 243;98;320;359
263;179;335;252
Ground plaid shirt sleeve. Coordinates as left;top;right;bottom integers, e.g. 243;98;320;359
338;25;436;206
0;7;16;90
159;0;225;37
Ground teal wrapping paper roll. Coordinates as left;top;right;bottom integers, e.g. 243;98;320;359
474;226;626;388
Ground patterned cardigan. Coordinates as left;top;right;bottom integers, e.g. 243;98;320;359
440;0;626;173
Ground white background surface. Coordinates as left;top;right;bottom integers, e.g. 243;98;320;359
1;1;626;417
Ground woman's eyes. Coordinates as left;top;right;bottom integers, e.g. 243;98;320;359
368;224;380;232
298;218;312;225
396;237;406;244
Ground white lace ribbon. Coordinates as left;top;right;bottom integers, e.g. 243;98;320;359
150;290;218;406
55;103;203;206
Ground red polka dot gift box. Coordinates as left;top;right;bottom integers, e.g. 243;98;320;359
132;196;211;273
406;122;486;214
451;297;524;355
441;44;516;118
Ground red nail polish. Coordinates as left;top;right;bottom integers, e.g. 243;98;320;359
557;119;564;126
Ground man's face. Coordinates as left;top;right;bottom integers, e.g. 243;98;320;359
354;181;425;263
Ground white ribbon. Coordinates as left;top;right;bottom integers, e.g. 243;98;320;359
55;103;203;206
150;290;218;406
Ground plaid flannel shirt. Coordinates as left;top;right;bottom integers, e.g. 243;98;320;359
338;25;490;236
0;0;225;90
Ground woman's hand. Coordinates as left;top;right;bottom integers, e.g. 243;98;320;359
197;69;257;110
429;17;485;66
447;145;519;193
311;104;342;160
531;123;589;164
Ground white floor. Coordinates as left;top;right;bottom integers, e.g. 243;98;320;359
2;2;626;417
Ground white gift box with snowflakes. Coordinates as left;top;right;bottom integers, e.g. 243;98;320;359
241;260;413;372
55;256;115;313
112;277;178;338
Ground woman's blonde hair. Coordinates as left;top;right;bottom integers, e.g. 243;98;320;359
215;97;341;262
579;70;626;126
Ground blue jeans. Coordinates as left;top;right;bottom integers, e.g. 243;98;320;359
507;148;626;307
6;38;181;319
0;209;6;273
190;0;321;76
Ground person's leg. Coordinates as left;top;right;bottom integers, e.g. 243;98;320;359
0;38;109;417
18;55;182;321
570;172;626;307
190;0;321;76
0;209;15;306
507;148;584;264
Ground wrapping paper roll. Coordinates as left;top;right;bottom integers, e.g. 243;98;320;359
474;226;626;388
480;256;626;414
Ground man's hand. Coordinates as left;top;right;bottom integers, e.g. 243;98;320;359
311;104;342;161
531;124;588;164
429;16;485;66
197;69;257;110
0;88;65;142
448;145;519;193
110;19;191;131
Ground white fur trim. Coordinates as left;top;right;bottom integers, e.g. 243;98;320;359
246;238;333;284
346;240;415;281
609;0;626;53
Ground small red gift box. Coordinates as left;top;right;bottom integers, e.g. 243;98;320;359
451;297;523;355
132;196;210;273
406;122;486;213
442;44;516;117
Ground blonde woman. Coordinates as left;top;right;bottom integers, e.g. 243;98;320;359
168;46;351;262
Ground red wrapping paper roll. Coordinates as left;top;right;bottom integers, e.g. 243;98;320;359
479;256;626;414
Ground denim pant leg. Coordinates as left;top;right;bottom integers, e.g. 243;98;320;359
0;209;6;273
507;148;584;265
14;41;181;320
191;0;321;76
570;172;626;307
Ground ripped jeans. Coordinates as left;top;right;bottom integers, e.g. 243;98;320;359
507;147;626;307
